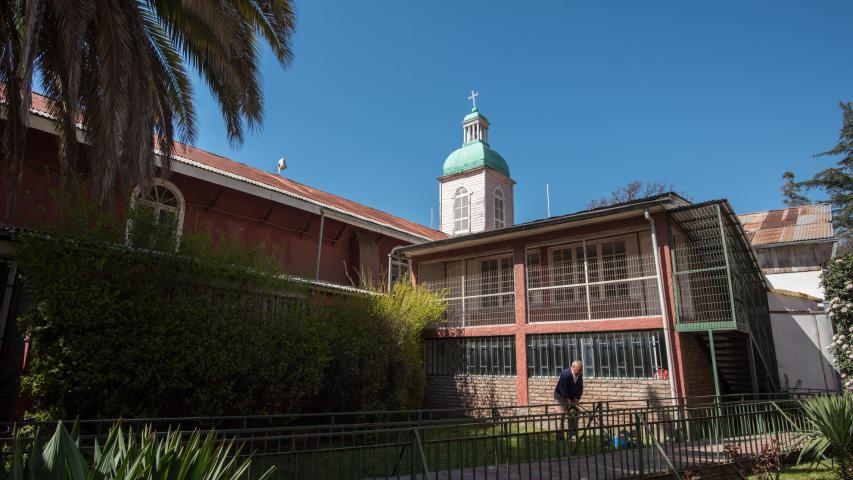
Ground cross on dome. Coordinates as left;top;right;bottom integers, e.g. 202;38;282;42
462;91;489;144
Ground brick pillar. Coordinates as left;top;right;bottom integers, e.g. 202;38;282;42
512;243;529;405
654;213;687;399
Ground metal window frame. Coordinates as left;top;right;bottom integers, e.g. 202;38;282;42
526;330;668;380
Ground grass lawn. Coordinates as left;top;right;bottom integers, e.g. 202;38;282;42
748;463;833;479
244;421;617;479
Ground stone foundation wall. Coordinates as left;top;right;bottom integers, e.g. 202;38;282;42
426;375;676;410
527;377;673;408
424;375;518;409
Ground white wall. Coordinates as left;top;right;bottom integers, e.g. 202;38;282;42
768;291;838;391
439;170;486;235
440;169;514;236
766;271;825;300
484;170;514;229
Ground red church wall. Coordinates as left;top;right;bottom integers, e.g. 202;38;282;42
0;124;424;419
0;128;412;286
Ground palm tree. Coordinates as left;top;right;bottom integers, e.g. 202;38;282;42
0;0;295;216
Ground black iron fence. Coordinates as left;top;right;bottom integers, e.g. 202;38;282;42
0;394;822;479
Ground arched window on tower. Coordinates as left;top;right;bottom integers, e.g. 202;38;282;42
453;187;470;234
494;188;505;229
127;179;186;249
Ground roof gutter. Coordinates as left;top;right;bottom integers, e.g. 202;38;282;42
398;195;684;256
18;108;436;244
645;208;678;403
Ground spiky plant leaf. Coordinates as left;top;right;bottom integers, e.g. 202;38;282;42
1;0;296;216
796;394;853;479
2;421;273;480
9;430;24;480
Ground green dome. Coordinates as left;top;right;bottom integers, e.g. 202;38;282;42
463;108;488;123
443;140;510;177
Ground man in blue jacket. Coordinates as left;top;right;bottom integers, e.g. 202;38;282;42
554;360;584;438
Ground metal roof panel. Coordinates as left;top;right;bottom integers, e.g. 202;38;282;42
737;204;833;246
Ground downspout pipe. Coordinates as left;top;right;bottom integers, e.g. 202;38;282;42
645;208;678;404
315;208;325;280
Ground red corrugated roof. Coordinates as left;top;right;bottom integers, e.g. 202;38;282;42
738;204;834;246
26;92;447;241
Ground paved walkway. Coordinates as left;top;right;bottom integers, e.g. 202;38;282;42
400;432;795;480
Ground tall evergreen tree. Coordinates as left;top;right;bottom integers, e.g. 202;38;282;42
781;171;811;207
801;102;853;238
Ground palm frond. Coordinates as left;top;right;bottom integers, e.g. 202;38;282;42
2;0;295;214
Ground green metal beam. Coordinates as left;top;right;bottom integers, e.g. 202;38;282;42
675;321;738;332
716;204;739;327
671;265;728;276
708;330;721;398
747;334;759;394
751;335;781;392
708;330;725;440
667;221;683;326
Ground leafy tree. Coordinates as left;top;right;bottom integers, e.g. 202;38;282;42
781;171;811;207
0;0;296;216
587;180;678;209
800;102;853;237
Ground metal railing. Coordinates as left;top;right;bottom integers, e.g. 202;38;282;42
670;202;780;391
418;257;515;328
526;253;662;324
1;394;826;480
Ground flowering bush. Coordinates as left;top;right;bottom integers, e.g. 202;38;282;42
823;253;853;392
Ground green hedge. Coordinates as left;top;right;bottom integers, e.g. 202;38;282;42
824;252;853;392
16;200;444;419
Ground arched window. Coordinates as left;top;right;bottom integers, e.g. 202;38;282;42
453;187;470;233
129;179;186;245
494;188;505;229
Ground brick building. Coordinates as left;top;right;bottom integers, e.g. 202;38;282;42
393;104;779;408
0;93;781;414
0;93;446;417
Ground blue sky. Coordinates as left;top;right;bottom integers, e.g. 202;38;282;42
190;0;853;228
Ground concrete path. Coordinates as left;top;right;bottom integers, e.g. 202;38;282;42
397;432;795;480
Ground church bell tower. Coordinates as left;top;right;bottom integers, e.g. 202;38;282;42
439;92;515;236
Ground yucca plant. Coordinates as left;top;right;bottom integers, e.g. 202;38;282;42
1;421;273;480
796;393;853;479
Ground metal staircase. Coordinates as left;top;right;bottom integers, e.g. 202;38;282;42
669;201;780;395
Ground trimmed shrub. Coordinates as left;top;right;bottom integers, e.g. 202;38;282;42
16;195;444;418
